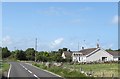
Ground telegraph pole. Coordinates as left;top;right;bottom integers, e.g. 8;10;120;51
78;42;79;51
97;39;100;48
35;38;37;62
84;40;85;48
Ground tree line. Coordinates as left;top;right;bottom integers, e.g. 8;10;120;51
0;47;72;62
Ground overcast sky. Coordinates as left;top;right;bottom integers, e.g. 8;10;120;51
2;2;118;51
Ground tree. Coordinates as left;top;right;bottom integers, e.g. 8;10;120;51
63;48;67;51
106;48;113;52
15;50;26;60
58;49;63;54
2;47;11;58
36;52;48;62
0;47;2;60
25;48;35;61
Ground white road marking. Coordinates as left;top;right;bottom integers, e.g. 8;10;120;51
25;63;62;77
20;64;28;70
33;74;39;78
20;63;40;79
28;70;32;73
25;67;28;70
7;64;11;78
22;65;25;68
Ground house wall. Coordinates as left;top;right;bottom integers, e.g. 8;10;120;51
86;49;113;62
72;54;86;62
72;55;79;62
113;57;118;61
79;56;86;62
62;53;66;59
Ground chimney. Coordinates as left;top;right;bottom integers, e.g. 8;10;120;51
97;43;99;48
82;47;84;50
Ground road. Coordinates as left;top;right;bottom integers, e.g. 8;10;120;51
8;62;63;79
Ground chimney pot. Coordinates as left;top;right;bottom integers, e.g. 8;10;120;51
82;47;84;50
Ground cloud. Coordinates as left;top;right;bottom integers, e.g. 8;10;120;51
38;6;76;16
50;38;64;48
39;7;65;16
112;15;118;24
2;36;12;46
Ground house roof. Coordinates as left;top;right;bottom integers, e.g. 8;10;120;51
63;51;72;57
107;51;120;57
79;48;98;55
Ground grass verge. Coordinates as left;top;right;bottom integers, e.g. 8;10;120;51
0;61;10;78
63;63;118;77
32;63;93;79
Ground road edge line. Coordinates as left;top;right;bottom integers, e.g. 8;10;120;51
25;63;62;78
7;64;11;78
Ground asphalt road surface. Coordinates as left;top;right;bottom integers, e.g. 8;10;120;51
8;62;63;79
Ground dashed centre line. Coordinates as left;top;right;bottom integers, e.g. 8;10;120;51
20;63;40;79
28;70;32;73
34;74;39;78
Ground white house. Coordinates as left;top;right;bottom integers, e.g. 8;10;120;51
61;44;120;62
72;47;120;63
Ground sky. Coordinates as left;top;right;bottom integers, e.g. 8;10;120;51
2;2;118;51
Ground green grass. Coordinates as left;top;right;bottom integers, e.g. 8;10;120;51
2;62;10;72
0;61;10;76
33;63;89;79
33;62;119;78
63;63;118;77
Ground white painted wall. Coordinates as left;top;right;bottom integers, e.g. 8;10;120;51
86;49;113;62
72;56;79;62
62;53;66;59
113;57;118;61
78;56;86;62
72;53;86;62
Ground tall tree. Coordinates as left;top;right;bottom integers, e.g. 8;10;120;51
63;48;67;51
25;48;35;61
15;50;26;60
2;47;11;58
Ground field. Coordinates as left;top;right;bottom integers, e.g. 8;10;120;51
63;63;118;77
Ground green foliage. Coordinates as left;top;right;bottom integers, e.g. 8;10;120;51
25;48;35;61
63;63;118;77
2;62;10;72
63;48;68;51
15;50;26;60
2;47;11;58
33;63;86;78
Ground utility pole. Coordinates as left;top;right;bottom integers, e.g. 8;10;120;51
78;42;79;51
97;39;100;48
35;38;37;62
84;40;85;48
14;47;16;51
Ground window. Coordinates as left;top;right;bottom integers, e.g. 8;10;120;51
102;57;107;61
118;57;120;60
79;57;80;61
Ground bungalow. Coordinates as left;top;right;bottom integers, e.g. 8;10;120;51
61;45;120;62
